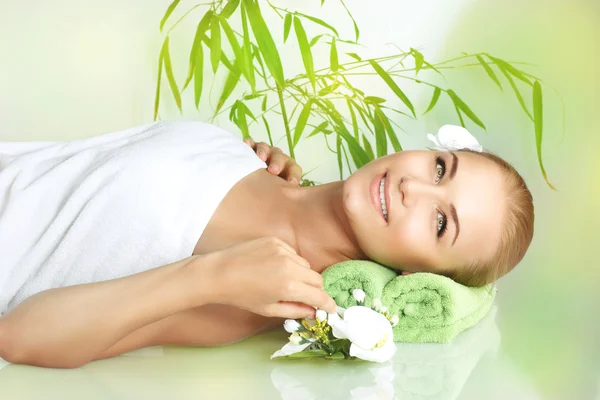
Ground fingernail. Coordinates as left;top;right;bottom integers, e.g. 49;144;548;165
269;165;280;173
258;150;266;160
290;178;299;185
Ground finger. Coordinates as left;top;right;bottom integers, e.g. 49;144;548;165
294;266;324;289
284;283;337;314
265;236;298;256
255;142;271;162
270;301;317;320
266;151;287;176
284;163;302;185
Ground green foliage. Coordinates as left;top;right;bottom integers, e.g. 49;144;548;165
154;0;561;189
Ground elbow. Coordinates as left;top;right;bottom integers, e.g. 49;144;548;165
0;318;87;369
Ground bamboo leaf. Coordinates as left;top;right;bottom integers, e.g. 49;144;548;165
476;55;502;90
220;0;240;18
262;116;273;146
410;47;424;75
234;100;250;139
362;134;375;160
243;93;264;100
261;95;267;112
369;60;416;118
365;96;386;104
161;37;182;113
532;81;555;190
216;67;242;113
219;16;242;62
159;0;181;32
423;87;441;115
194;42;204;109
487;55;532;86
293;100;312;147
500;68;533;120
240;4;255;92
309;34;324;47
294;17;315;91
371;106;387;157
340;0;359;41
183;11;213;90
306;121;330;138
210;17;222;73
295;12;339;37
346;99;359;140
446;90;486;130
347;52;361;61
375;106;402;152
330;38;339;73
318;82;340;96
283;13;292;42
153;44;164;120
243;0;285;87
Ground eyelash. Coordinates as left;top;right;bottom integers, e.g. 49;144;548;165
435;156;448;238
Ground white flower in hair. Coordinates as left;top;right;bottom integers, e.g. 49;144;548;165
427;125;483;152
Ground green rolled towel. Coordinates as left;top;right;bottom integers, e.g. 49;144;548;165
322;260;497;344
322;260;397;309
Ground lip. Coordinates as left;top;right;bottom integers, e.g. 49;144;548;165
370;171;387;223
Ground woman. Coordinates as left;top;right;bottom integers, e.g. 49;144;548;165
0;120;533;368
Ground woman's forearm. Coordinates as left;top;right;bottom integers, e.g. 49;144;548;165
0;255;209;368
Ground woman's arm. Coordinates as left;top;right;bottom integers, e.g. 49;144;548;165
0;255;204;368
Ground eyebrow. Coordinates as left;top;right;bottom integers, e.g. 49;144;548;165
448;152;460;246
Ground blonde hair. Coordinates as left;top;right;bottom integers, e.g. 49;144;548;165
448;150;534;287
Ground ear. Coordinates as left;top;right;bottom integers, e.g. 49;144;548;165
400;271;412;276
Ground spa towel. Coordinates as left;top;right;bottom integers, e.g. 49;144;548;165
322;260;496;343
0;120;266;315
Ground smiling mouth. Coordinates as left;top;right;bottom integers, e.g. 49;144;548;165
379;174;388;222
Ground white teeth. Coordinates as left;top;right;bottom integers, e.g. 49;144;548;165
379;176;388;221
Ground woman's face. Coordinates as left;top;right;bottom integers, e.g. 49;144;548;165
342;150;506;274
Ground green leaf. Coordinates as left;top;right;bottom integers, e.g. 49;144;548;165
499;68;533;120
369;60;416;118
261;95;267;112
423;87;441;115
153;44;164;120
235;100;250;139
306;121;330;138
210;17;222;73
159;0;181;32
243;0;285;88
243;93;264;100
220;0;240;18
240;5;255;92
375;106;402;152
365;96;386;104
330;38;339;73
371;107;387;157
262;116;273;146
318;82;340;96
532;81;555;190
347;52;361;61
283;13;292;43
183;11;213;91
347;99;359;140
309;34;324;47
161;37;182;113
216;67;242;113
340;0;359;41
362;134;375;160
293;100;312;147
325;352;345;360
446;90;486;130
487;55;532;86
193;42;204;109
411;47;424;75
285;350;328;358
219;17;242;63
295;12;339;37
476;55;502;90
294;17;315;91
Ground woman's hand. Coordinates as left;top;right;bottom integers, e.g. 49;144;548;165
244;138;302;186
199;237;336;319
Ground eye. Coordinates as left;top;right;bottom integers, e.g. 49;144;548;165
436;210;448;238
435;156;446;183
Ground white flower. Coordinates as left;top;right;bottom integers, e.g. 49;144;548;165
352;289;366;303
327;306;397;363
271;337;316;359
284;319;301;333
316;309;328;322
379;306;388;313
390;315;399;327
336;306;346;318
289;333;302;345
372;298;383;312
427;124;483;152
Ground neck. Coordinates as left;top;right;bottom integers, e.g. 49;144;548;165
267;176;368;273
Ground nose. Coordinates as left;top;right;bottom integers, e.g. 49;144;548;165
399;176;443;208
